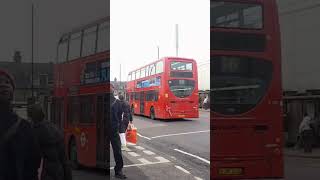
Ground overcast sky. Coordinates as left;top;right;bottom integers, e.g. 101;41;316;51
0;0;108;63
110;0;210;90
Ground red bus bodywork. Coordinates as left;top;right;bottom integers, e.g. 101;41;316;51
52;17;109;168
211;0;284;179
126;57;199;120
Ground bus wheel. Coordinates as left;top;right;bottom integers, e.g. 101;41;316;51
69;139;79;169
150;107;156;120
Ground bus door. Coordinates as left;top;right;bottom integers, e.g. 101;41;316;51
140;92;145;114
96;94;107;167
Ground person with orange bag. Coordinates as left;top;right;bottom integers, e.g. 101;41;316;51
118;94;133;150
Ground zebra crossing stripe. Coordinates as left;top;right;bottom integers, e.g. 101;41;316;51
143;150;155;155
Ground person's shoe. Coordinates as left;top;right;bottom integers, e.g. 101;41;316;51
115;171;127;179
121;145;131;152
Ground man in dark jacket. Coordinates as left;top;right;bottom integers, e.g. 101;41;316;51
28;104;72;180
0;69;41;180
118;94;133;149
110;87;126;179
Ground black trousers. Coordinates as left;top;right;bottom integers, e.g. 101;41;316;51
110;131;123;173
302;129;313;153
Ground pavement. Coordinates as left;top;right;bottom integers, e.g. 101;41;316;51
284;147;320;159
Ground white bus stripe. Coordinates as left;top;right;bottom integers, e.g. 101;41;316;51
174;149;210;164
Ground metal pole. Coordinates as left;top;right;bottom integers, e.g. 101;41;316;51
176;24;179;57
31;3;34;99
119;64;121;83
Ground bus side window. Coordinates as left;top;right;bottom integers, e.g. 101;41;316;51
155;91;159;101
79;96;94;124
135;92;140;100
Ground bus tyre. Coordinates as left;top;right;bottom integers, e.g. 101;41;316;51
150;107;156;120
69;139;79;170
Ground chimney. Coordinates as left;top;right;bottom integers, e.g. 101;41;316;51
13;51;22;63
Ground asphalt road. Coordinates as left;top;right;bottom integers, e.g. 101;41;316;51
110;110;210;180
282;156;320;180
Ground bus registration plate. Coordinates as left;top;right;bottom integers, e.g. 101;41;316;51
178;115;185;118
218;168;243;176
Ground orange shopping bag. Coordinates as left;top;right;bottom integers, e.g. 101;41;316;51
126;124;137;144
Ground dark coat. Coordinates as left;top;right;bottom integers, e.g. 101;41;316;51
110;96;123;134
121;100;132;123
0;111;41;180
33;121;72;180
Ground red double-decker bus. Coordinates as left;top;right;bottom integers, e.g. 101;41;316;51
211;0;283;179
51;17;109;168
126;57;199;120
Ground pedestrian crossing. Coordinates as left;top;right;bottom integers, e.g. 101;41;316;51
110;143;171;169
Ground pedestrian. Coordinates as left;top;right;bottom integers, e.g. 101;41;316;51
203;95;209;110
28;104;72;180
299;113;313;153
110;86;127;179
118;94;133;150
0;69;41;180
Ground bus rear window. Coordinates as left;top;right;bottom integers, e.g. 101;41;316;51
211;1;263;29
171;62;193;71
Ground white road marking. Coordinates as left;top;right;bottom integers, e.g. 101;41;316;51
175;165;191;174
138;158;152;164
154;156;170;163
174;149;210;164
137;133;152;140
143;150;155;155
135;146;145;150
194;177;203;180
128;152;140;157
150;130;210;139
110;160;170;169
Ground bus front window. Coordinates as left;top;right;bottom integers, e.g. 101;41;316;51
211;56;273;115
168;79;195;98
